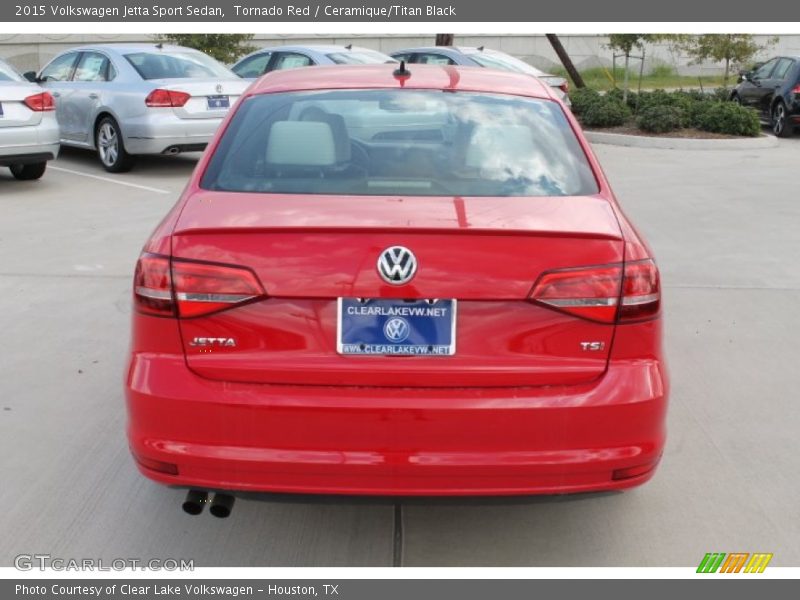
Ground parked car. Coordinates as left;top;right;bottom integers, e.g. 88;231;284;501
231;44;396;80
26;44;249;172
0;58;59;180
732;55;800;137
126;64;667;509
390;46;570;103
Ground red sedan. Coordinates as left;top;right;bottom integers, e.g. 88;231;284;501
126;64;667;511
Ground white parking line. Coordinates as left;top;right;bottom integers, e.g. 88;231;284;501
49;166;171;195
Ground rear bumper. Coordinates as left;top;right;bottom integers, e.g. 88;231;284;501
0;118;60;163
122;112;222;155
126;354;668;496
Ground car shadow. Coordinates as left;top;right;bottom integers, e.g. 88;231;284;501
55;145;202;176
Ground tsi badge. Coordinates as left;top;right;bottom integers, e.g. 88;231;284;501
383;317;411;343
189;337;236;348
580;341;605;352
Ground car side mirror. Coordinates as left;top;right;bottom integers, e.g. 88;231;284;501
22;71;39;83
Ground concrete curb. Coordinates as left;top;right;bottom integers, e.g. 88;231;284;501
585;130;779;150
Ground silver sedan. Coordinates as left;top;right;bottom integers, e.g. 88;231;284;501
231;44;396;80
31;44;249;172
0;58;59;180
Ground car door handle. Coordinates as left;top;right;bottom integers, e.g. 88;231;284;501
88;93;99;99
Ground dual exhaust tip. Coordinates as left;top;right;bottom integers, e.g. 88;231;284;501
182;490;234;518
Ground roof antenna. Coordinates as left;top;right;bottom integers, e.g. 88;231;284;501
477;45;485;52
345;44;353;50
393;60;411;78
155;42;163;50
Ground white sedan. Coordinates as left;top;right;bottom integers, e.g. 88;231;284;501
0;57;59;180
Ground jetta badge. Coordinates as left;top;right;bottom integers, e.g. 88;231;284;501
215;84;223;94
377;246;417;285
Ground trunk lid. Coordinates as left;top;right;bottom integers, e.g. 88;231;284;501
152;78;249;120
0;82;43;128
173;192;624;387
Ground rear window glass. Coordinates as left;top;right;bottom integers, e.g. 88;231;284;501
0;60;23;82
201;89;598;197
465;51;547;76
326;51;395;65
125;51;231;80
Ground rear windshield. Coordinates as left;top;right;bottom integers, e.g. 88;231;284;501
464;51;547;77
326;51;396;65
0;60;23;82
201;89;598;197
125;51;232;80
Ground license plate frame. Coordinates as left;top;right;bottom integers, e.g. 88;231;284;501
206;95;230;110
337;298;457;356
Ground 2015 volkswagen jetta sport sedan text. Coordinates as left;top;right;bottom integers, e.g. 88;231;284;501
126;64;668;497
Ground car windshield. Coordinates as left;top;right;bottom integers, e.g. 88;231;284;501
125;50;232;80
465;51;547;77
326;51;396;65
201;89;598;197
0;60;23;82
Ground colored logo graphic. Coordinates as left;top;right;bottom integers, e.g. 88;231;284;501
383;317;410;343
696;552;773;573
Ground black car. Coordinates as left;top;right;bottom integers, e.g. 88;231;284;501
732;55;800;137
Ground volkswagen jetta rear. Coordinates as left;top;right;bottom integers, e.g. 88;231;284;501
125;65;668;496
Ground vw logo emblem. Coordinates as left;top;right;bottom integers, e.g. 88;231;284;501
377;246;417;285
383;317;410;343
215;84;223;94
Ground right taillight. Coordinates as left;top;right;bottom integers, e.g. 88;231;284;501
145;89;191;108
133;253;266;318
792;84;800;95
530;259;660;324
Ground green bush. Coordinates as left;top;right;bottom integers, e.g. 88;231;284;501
605;87;638;110
637;105;685;133
569;87;602;116
709;86;734;103
580;97;631;128
694;102;761;136
636;89;695;116
686;101;713;129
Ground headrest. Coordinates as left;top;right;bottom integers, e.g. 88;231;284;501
265;121;337;167
299;110;351;163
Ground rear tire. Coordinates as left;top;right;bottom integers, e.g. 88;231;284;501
771;101;792;138
10;161;47;180
96;116;136;172
731;93;741;105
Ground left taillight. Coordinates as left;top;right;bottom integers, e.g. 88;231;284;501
23;92;55;112
133;253;266;318
134;254;174;317
530;259;660;324
558;81;570;94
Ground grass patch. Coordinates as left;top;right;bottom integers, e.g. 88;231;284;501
551;65;729;91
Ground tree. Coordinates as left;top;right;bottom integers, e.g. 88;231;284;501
607;34;654;103
676;34;776;86
154;34;257;64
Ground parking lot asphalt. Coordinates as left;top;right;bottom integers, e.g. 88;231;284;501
1;140;799;567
